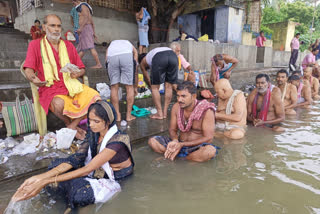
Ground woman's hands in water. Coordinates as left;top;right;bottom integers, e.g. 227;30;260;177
12;175;49;202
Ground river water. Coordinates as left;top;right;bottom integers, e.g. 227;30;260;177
1;106;320;214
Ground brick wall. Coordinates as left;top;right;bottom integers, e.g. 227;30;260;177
244;1;261;33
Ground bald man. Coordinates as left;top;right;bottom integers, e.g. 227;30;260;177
215;79;247;139
303;67;320;100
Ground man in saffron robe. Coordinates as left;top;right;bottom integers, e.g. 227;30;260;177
247;74;285;132
23;14;100;140
148;81;217;162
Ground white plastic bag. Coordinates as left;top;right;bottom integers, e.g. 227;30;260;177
85;178;121;203
96;83;111;99
11;134;40;156
56;128;77;149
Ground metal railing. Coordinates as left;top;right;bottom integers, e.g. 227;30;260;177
19;0;42;15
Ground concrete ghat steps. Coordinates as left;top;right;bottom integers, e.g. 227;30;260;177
0;117;169;184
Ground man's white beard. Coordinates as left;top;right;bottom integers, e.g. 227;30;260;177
47;31;61;41
257;87;268;94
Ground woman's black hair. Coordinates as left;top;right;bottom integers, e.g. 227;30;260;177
87;101;117;128
34;19;40;24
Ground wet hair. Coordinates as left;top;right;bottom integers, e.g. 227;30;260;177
213;54;223;63
296;33;300;36
34;19;40;24
87;101;117;128
288;75;300;81
43;14;62;25
256;73;270;82
292;71;302;77
277;69;288;77
138;53;147;64
176;81;197;94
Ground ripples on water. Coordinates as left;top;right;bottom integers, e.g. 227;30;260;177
1;107;320;214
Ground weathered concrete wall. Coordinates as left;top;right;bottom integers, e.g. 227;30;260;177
14;1;139;44
214;6;229;43
149;40;259;72
227;7;243;43
272;50;308;67
266;21;296;51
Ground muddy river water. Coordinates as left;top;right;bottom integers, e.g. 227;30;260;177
1;105;320;214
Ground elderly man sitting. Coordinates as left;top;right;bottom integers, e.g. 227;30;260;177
214;79;247;139
23;14;100;139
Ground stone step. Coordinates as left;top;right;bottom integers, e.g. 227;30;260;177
0;59;23;69
0;69;27;84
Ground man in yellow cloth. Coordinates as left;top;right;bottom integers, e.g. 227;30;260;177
23;14;100;140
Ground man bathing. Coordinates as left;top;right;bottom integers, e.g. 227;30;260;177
303;67;320;100
214;79;247;140
148;81;217;162
289;75;312;108
276;69;298;115
247;74;285;132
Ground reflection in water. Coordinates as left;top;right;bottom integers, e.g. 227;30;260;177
1;107;320;213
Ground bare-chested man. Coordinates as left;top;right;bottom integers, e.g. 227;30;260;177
276;69;298;115
247;74;285;132
72;0;101;68
214;79;247;140
289;75;312;108
148;81;217;162
303;67;320;100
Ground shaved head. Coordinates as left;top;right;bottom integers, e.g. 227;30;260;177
215;79;232;90
215;79;233;100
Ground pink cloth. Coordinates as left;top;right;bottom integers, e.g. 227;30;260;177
178;54;190;70
302;53;315;69
256;36;266;47
177;99;216;133
24;38;85;114
77;24;95;51
291;37;300;50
